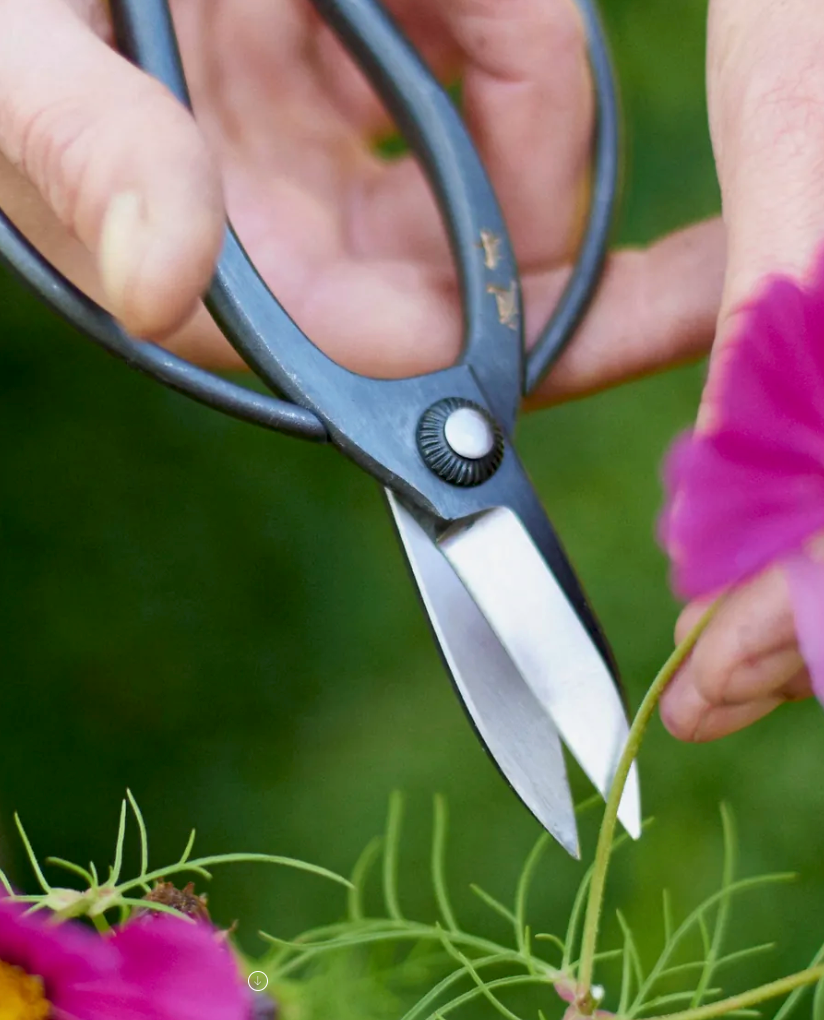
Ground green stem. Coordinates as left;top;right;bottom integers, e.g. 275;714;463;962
91;912;112;935
576;602;719;1006
638;963;824;1020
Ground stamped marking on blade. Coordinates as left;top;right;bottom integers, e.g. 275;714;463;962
440;507;641;839
386;491;580;856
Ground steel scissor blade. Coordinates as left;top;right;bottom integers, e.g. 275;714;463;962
387;490;580;857
440;507;641;840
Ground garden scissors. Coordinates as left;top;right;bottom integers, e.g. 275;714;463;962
0;0;640;856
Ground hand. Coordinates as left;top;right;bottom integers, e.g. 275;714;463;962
0;0;724;388
659;0;824;742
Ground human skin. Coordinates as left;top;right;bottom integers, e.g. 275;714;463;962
0;0;818;742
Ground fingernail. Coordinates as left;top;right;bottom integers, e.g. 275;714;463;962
660;668;708;741
98;190;146;318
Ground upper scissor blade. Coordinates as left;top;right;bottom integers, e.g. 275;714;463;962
386;491;579;857
439;507;641;839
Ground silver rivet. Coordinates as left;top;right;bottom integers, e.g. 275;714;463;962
444;407;495;460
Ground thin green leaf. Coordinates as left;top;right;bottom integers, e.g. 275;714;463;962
432;796;458;932
179;829;197;866
383;792;405;920
716;943;776;971
523;925;535;974
773;941;824;1020
119;897;193;921
592;949;624;963
698;914;712;958
14;814;51;893
471;884;517;925
814;979;824;1020
347;835;382;922
631;872;795;1013
575;793;603;817
110;800;128;886
437;928;528;1020
0;868;13;895
617;910;644;1015
89;862;99;887
564;861;594;972
535;932;565;955
658;961;706;981
44;858;94;885
22;901;52;915
640;988;722;1012
400;953;514;1020
264;921;543;982
515;834;550;959
126;789;149;877
655;945;774;985
116;853;352;895
619;924;635;1015
693;799;738;1015
421;975;549;1020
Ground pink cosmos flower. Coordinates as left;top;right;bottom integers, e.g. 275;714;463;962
0;895;248;1019
659;252;824;702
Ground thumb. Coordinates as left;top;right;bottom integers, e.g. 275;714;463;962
702;0;824;420
0;0;223;338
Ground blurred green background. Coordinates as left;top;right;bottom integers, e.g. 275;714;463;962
1;1;823;1015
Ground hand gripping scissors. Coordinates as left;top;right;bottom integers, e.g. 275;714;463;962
0;0;640;856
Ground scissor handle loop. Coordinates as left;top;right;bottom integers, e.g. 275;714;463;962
0;0;618;439
0;214;328;440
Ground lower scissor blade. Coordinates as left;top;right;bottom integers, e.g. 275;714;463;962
387;491;579;857
440;507;641;839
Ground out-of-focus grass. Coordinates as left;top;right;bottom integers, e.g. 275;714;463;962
0;1;822;1015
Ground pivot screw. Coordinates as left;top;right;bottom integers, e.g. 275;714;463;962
417;398;504;487
444;406;496;460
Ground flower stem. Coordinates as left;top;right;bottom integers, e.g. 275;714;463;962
576;602;719;1007
641;964;824;1020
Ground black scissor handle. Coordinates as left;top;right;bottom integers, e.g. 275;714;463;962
0;0;618;443
114;0;525;436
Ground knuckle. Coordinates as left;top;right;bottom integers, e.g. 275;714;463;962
10;78;209;236
457;0;587;81
12;97;96;227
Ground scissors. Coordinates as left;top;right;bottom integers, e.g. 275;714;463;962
0;0;640;857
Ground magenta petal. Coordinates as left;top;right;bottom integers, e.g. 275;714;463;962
659;254;824;601
74;918;247;1020
784;552;824;706
0;897;122;1015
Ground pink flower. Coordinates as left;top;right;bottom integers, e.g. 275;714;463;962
0;896;248;1019
659;252;824;701
555;977;613;1017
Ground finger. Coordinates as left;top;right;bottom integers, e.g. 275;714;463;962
661;665;812;741
348;0;593;269
662;693;783;743
165;218;724;382
659;561;815;741
311;1;460;135
0;0;223;338
700;0;824;421
529;218;726;403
